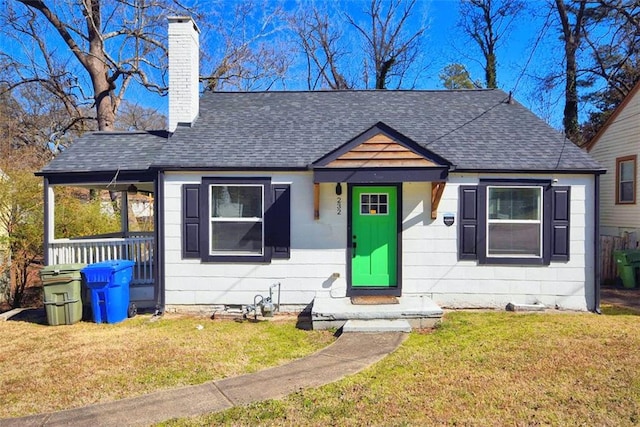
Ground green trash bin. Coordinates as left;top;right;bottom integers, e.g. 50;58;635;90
40;264;86;325
613;250;640;289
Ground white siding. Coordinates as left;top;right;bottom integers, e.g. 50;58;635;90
402;174;595;311
589;86;640;235
164;172;346;306
163;171;596;311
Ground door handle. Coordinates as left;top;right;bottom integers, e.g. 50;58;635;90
352;235;357;258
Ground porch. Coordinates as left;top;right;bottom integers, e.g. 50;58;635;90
47;232;155;286
42;171;159;310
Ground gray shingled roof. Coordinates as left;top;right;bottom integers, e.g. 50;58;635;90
41;90;602;174
40;131;168;173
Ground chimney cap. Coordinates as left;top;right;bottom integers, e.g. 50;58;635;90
168;16;200;33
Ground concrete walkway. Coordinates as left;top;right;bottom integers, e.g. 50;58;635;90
1;332;406;427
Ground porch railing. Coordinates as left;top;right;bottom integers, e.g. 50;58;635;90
48;235;154;285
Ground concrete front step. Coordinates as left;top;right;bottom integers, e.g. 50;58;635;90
312;294;443;331
343;319;412;333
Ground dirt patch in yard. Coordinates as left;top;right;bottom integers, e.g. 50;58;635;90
600;286;640;312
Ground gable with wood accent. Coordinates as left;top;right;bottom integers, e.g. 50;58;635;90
311;122;451;220
325;133;439;168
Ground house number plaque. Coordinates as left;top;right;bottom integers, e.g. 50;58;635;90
336;196;342;215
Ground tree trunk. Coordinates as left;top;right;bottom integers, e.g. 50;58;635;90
89;65;115;132
484;1;497;89
555;0;586;144
563;39;579;142
16;0;117;132
85;0;115;131
376;59;395;89
486;52;497;89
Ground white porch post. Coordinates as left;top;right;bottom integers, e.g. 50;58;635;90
43;179;55;265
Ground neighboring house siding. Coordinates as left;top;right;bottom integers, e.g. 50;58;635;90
589;87;640;236
164;171;595;311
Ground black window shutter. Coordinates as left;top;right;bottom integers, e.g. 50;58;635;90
458;186;478;260
266;184;291;259
182;184;201;259
550;186;570;262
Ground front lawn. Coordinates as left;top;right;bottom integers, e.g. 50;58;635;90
0;313;334;419
165;309;640;426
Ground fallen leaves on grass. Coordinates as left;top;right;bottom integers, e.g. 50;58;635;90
0;314;334;418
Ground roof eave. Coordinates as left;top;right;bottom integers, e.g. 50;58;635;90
452;167;606;175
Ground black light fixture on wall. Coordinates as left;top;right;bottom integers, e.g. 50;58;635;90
127;184;138;195
335;183;342;195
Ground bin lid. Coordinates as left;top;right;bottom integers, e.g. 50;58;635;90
613;249;640;263
40;264;87;276
626;250;640;263
82;260;135;273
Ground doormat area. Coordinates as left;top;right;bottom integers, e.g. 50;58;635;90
350;296;399;305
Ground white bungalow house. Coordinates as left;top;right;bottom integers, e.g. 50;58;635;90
37;17;604;326
586;81;640;238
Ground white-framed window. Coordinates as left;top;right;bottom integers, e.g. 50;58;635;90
209;184;264;255
360;193;389;215
486;186;542;258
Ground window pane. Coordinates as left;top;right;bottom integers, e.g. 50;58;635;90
360;193;389;215
211;186;262;218
620;182;634;202
488;223;541;256
621;161;635;181
211;221;262;254
488;187;540;220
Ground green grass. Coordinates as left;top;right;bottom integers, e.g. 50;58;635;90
601;303;640;316
0;314;334;418
162;311;640;426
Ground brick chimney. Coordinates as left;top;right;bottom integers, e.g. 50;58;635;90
168;16;200;132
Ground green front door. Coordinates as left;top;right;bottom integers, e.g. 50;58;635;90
351;185;398;288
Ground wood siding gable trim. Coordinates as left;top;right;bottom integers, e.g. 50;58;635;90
312;121;452;168
326;133;437;168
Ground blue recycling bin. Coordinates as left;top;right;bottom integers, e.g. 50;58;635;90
81;260;135;324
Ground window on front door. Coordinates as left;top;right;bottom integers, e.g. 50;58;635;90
360;193;389;215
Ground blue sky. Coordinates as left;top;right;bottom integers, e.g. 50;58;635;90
2;0;586;131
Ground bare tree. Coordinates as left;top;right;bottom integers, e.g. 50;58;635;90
346;0;428;89
2;1;174;132
115;101;166;131
458;0;526;89
289;4;351;90
202;0;291;91
532;1;637;143
578;0;640;141
584;1;640;96
554;0;588;143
